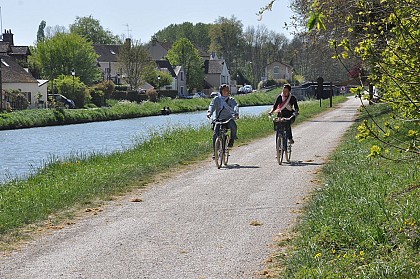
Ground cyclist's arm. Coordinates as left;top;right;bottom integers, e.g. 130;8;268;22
269;95;282;114
231;98;239;118
207;97;217;118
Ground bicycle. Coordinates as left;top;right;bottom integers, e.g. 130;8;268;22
211;117;233;169
271;116;292;165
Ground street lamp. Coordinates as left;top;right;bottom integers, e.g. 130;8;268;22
71;68;75;96
157;75;161;95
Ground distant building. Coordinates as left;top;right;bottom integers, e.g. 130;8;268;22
0;29;47;109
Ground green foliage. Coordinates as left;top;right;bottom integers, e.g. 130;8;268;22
69;16;121;44
54;74;88;108
290;0;419;159
95;80;115;99
166;38;203;91
209;16;243;68
280;107;419;278
36;20;46;43
146;70;172;89
29;32;101;85
153;22;211;52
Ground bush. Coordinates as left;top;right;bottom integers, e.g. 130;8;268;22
159;90;178;99
115;85;128;91
146;88;158;102
89;88;105;107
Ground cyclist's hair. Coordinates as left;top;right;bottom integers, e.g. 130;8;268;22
283;84;292;91
219;84;230;93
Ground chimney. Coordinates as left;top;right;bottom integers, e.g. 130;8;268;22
3;29;14;45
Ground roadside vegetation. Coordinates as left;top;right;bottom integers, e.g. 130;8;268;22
0;95;347;249
0;90;279;130
273;103;419;278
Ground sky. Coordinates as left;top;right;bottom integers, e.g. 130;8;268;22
1;0;295;46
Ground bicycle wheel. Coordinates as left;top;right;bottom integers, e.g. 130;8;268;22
223;134;230;166
214;137;223;169
276;134;284;165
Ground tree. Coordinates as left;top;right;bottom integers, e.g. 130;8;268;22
118;39;155;90
37;20;46;43
270;0;419;159
166;38;204;91
209;16;244;73
154;22;211;52
69;16;121;44
29;32;101;85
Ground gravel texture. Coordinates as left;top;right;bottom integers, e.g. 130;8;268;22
0;97;362;279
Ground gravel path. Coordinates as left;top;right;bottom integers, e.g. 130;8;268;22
0;97;362;279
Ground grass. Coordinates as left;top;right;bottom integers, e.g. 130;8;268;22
0;94;348;249
274;103;419;278
0;90;280;130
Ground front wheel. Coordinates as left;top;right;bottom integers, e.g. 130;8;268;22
214;137;223;169
223;134;230;166
276;134;284;165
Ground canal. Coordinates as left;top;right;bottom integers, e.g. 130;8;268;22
0;106;270;183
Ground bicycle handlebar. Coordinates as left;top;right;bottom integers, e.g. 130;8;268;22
210;116;236;125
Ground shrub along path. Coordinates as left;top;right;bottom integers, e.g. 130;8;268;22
0;97;362;278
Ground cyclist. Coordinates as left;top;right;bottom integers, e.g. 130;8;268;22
268;84;299;144
207;84;239;158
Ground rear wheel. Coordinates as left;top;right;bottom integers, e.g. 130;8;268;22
285;141;292;162
214;137;223;169
223;134;230;166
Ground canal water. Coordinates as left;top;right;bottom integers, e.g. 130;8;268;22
0;106;270;184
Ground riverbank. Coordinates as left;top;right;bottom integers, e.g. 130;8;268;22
0;91;280;130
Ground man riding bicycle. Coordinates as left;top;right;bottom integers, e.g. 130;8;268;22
268;84;299;144
207;84;239;158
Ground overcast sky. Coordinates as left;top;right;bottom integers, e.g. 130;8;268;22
2;0;294;46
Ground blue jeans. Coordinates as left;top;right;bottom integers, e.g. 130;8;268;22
212;119;238;149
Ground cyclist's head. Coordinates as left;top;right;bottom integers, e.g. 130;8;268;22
283;84;291;95
219;84;230;95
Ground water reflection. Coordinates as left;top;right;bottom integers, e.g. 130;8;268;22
0;106;270;183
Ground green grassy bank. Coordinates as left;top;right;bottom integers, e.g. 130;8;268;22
0;90;280;130
275;104;419;278
0;95;347;246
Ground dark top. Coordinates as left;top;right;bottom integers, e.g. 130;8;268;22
271;94;299;118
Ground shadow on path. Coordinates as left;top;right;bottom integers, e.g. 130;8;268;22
225;164;260;169
286;160;324;167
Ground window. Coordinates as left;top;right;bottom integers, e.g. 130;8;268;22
273;66;280;79
180;71;184;81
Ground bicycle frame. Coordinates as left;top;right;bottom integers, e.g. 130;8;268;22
211;117;233;169
273;118;292;165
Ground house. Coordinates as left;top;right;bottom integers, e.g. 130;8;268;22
264;61;293;81
93;43;122;84
0;30;47;109
155;60;186;97
173;65;186;96
147;38;172;60
203;53;231;95
1;55;46;109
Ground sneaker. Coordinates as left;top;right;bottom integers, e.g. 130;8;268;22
228;139;234;147
289;138;294;144
212;155;215;160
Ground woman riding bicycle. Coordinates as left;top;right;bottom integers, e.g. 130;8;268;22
207;84;239;158
268;84;299;144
